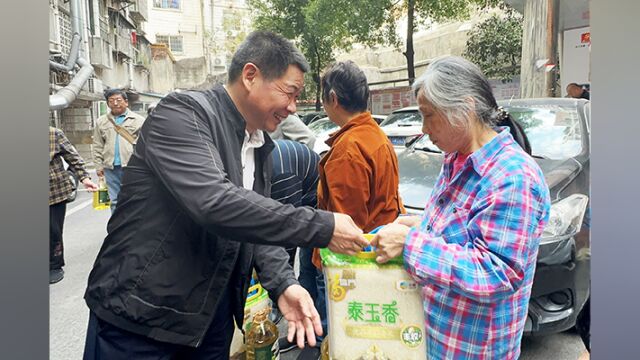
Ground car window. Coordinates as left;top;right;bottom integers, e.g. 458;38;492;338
505;104;583;160
308;119;338;134
380;111;422;127
301;112;326;124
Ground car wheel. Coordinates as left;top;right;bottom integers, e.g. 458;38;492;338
67;170;79;203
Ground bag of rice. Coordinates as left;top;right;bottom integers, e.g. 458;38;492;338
229;274;273;359
320;237;427;360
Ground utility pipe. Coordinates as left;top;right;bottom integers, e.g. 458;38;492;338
48;0;95;110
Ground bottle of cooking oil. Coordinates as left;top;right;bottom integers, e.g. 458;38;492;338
245;307;279;360
320;336;330;360
92;177;111;210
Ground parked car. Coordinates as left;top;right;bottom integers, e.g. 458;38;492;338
371;114;388;125
379;106;423;148
308;117;338;156
299;111;327;125
309;115;388;157
397;98;590;336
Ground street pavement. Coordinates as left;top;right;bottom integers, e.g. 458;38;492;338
50;190;586;360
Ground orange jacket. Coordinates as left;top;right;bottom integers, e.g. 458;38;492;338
312;112;405;268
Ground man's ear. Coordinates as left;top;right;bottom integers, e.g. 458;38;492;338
241;63;260;90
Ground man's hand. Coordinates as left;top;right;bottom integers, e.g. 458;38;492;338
328;213;368;256
371;223;412;264
393;215;422;228
96;169;104;178
277;284;323;349
81;178;99;192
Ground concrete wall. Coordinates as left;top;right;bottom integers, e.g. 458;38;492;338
149;47;176;94
60;101;95;164
146;0;205;59
132;66;151;93
174;56;209;89
95;59;130;89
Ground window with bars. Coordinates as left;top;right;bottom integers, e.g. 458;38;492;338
153;0;180;9
156;35;183;53
58;10;72;56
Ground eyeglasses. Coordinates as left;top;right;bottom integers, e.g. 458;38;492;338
108;98;126;104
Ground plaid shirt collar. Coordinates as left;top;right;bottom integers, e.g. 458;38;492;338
444;126;513;179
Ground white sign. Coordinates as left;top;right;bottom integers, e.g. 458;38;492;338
561;27;591;96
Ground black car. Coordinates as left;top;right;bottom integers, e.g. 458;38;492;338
397;98;590;336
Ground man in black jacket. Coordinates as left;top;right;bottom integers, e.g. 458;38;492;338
82;31;367;359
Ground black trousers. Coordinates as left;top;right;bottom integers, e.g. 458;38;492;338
83;290;235;360
50;201;67;270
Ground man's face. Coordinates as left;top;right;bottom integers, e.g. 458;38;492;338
107;94;128;116
246;65;304;132
417;89;469;153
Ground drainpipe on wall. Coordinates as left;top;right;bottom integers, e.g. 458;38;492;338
50;33;81;72
49;0;95;110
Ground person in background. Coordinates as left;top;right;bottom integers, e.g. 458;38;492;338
313;60;406;341
49;127;98;284
269;139;324;355
92;89;145;212
372;55;551;360
566;82;590;100
82;31;367;360
268;113;316;150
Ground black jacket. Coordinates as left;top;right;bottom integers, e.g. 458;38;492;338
84;86;334;347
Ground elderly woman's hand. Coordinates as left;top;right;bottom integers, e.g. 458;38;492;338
393;215;422;228
371;223;412;264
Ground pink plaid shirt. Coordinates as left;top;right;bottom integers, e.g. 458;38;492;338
404;129;550;359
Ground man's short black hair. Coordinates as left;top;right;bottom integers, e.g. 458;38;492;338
104;89;128;101
321;61;370;113
227;31;310;83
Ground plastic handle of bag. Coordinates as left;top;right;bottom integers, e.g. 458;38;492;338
246;283;263;302
357;227;385;259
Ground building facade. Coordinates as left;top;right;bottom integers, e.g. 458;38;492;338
50;0;154;161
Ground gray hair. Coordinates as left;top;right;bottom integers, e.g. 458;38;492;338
228;31;310;83
412;56;504;129
321;61;370;113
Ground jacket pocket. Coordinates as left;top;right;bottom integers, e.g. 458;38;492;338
127;215;217;315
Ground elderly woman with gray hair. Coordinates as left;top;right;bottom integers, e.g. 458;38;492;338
371;56;551;359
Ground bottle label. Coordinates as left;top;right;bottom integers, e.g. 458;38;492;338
98;189;110;204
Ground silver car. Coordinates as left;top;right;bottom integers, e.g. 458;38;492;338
379;106;423;149
309;115;388;157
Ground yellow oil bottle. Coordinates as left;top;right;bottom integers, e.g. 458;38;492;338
320;336;330;360
245;307;279;360
92;177;111;210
